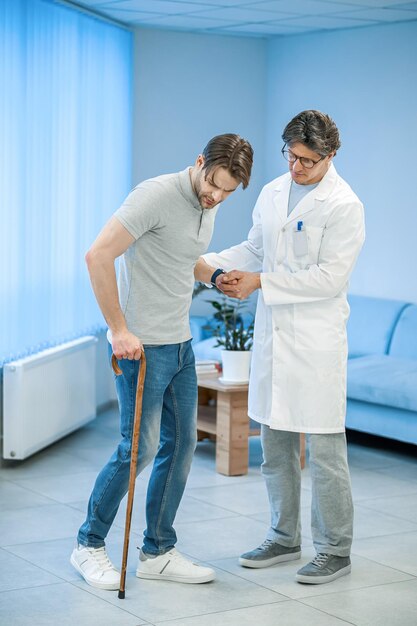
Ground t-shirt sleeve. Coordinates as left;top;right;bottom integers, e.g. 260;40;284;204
113;182;162;240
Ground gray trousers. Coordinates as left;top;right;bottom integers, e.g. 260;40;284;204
261;425;353;557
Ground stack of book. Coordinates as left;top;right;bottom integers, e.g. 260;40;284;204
195;360;221;375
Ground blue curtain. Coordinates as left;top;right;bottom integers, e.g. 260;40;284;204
0;0;132;362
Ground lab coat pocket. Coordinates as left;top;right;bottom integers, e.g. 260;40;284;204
288;225;324;270
294;300;346;352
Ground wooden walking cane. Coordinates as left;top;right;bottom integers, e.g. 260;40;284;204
111;351;147;600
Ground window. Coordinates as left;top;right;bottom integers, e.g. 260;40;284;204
0;0;132;362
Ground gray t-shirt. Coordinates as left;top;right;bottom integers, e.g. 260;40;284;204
111;168;217;345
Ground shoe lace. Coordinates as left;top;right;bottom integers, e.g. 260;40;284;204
168;549;196;566
260;539;275;549
87;546;114;572
311;553;329;568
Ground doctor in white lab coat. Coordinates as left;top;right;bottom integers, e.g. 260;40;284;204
195;110;365;585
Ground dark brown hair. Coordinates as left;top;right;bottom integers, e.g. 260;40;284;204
202;134;253;189
282;110;341;156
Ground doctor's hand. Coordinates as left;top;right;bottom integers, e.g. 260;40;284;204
219;271;261;300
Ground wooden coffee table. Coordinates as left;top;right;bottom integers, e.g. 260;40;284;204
197;373;306;476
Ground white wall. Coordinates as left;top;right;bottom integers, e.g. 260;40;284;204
266;21;417;304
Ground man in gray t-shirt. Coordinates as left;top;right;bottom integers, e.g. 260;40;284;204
111;167;218;345
71;135;253;590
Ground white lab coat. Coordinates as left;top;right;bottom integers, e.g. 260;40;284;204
203;164;365;433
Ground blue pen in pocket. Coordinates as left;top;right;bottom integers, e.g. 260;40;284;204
293;221;308;256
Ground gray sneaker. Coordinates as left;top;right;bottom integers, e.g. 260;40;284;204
296;553;351;584
239;539;301;568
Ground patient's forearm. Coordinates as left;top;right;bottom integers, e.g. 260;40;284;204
194;257;216;284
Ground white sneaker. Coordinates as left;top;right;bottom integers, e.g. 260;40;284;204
136;548;215;584
70;544;120;590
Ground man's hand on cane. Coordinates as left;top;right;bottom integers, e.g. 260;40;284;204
112;330;143;361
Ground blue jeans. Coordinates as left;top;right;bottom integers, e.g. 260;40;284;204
77;340;198;555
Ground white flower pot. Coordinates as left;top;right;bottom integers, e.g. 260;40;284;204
221;350;252;383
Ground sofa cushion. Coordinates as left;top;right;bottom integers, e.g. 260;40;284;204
347;295;409;358
347;355;417;412
389;304;417;359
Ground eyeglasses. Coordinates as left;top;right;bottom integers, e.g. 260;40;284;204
281;146;325;169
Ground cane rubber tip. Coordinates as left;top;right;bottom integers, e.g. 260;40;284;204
118;590;125;599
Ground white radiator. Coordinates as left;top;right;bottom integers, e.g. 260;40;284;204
2;336;97;460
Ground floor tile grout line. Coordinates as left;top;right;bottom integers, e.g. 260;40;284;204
296;577;417;625
0;580;67;595
185;476;265;486
351;528;417;541
1;477;104;507
0;545;81;585
350;463;417;477
351;548;417;571
294;571;417;601
204;559;296;599
186;479;267;492
175;499;258;518
354;495;417;509
111;515;241;532
349;549;417;579
0;458;104;479
148;599;291;625
0;501;84;517
0;481;65;508
8;467;103;485
354;501;417;525
2;469;101;480
180;492;257;515
1;534;81;550
181;487;278;516
68;579;157;622
353;483;417;495
205;555;415;601
1;530;141;551
298;574;417;604
296;597;358;625
353;493;417;504
353;527;417;542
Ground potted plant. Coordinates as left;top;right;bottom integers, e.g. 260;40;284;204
206;296;254;383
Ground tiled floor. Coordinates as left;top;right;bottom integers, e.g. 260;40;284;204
1;405;417;626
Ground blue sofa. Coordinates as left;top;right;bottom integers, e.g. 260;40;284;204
346;295;417;445
191;294;417;446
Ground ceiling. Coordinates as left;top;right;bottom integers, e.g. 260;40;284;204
67;0;417;37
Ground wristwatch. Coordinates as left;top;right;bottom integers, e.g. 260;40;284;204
210;268;226;287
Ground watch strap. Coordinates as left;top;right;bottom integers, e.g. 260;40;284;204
210;268;225;287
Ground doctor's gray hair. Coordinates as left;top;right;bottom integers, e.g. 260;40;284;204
282;110;341;156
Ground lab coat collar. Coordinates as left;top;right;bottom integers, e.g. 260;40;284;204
272;163;338;225
273;162;337;194
313;162;338;201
